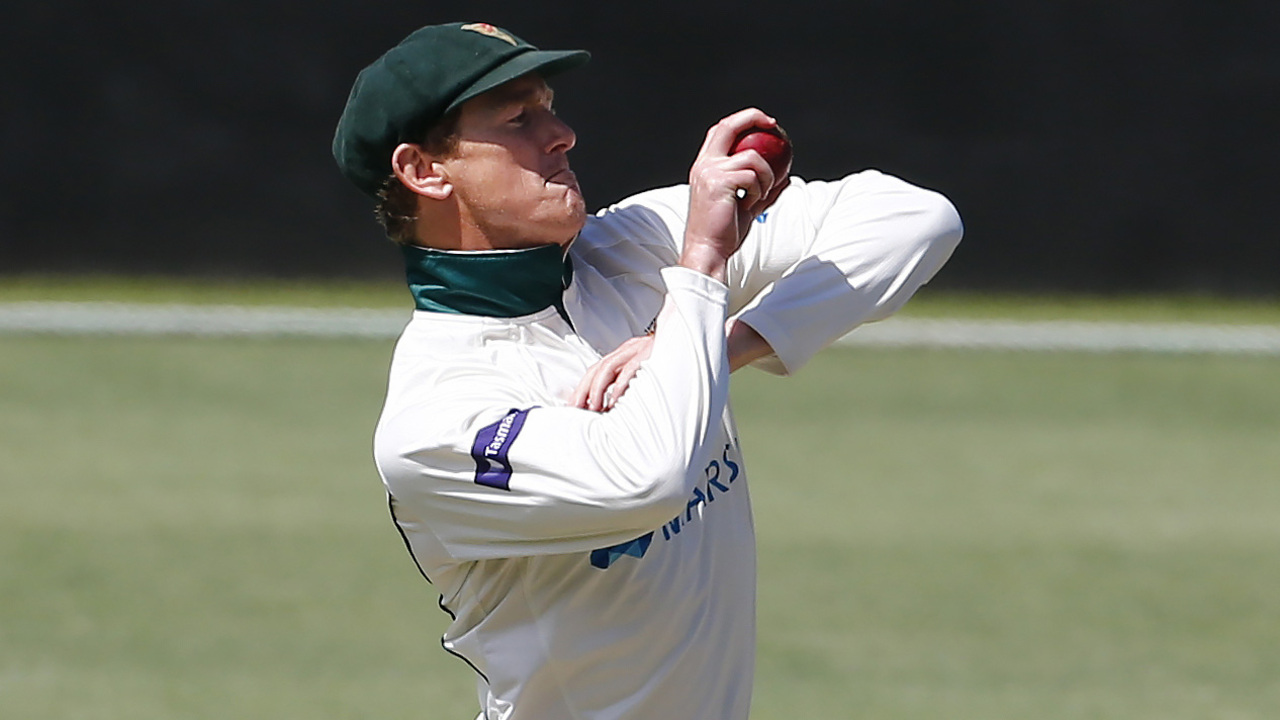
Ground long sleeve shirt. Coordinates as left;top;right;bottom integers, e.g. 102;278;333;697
374;170;963;720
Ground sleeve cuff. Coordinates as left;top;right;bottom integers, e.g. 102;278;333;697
660;265;731;304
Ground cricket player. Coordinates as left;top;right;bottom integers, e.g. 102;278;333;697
333;21;962;720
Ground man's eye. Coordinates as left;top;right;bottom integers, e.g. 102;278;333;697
511;110;528;124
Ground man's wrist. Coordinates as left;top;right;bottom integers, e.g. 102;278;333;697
678;239;730;284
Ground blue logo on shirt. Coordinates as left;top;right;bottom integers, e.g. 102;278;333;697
590;441;742;569
590;533;654;569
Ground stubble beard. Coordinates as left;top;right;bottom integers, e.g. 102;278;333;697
466;186;585;249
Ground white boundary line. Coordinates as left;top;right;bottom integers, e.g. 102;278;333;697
0;302;408;339
835;317;1280;355
3;301;1280;355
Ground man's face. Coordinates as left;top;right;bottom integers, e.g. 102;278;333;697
440;74;585;249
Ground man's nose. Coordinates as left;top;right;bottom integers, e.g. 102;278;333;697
545;113;576;154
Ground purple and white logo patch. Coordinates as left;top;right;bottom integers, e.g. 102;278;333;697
470;408;533;490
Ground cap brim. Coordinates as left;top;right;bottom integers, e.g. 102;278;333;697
444;49;591;116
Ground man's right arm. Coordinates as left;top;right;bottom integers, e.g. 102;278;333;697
377;267;730;562
567;109;789;410
377;110;781;563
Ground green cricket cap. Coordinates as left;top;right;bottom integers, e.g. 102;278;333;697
333;22;590;198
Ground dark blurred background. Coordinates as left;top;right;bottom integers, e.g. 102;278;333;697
3;0;1277;294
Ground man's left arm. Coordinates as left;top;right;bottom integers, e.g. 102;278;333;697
727;170;963;375
572;170;961;409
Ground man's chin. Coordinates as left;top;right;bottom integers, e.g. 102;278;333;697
529;204;586;249
561;210;587;245
564;188;587;224
532;187;587;245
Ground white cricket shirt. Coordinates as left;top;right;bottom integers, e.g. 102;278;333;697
374;172;963;719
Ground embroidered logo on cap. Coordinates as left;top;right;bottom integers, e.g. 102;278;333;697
461;23;518;46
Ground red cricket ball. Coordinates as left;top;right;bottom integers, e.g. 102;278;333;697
730;125;793;180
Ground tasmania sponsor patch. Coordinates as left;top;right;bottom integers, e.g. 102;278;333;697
471;408;532;490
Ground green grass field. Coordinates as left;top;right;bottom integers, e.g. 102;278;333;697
3;289;1279;718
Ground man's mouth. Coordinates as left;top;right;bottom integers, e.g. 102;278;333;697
546;168;578;189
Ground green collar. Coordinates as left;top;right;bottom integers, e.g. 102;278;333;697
402;243;574;318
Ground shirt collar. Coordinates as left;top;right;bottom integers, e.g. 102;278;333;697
401;243;574;318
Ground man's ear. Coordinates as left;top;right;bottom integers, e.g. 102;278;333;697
391;143;452;200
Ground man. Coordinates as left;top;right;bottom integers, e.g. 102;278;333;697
333;21;961;720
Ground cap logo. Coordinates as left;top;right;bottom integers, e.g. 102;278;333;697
461;23;518;46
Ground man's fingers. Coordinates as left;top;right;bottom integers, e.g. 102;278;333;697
725;169;765;207
572;357;619;410
586;355;626;411
603;357;645;411
575;337;652;411
570;368;597;409
749;174;790;216
573;336;656;412
704;108;777;156
730;151;776;205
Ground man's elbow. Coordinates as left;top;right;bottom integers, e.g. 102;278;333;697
615;461;696;522
913;187;964;257
870;186;963;315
